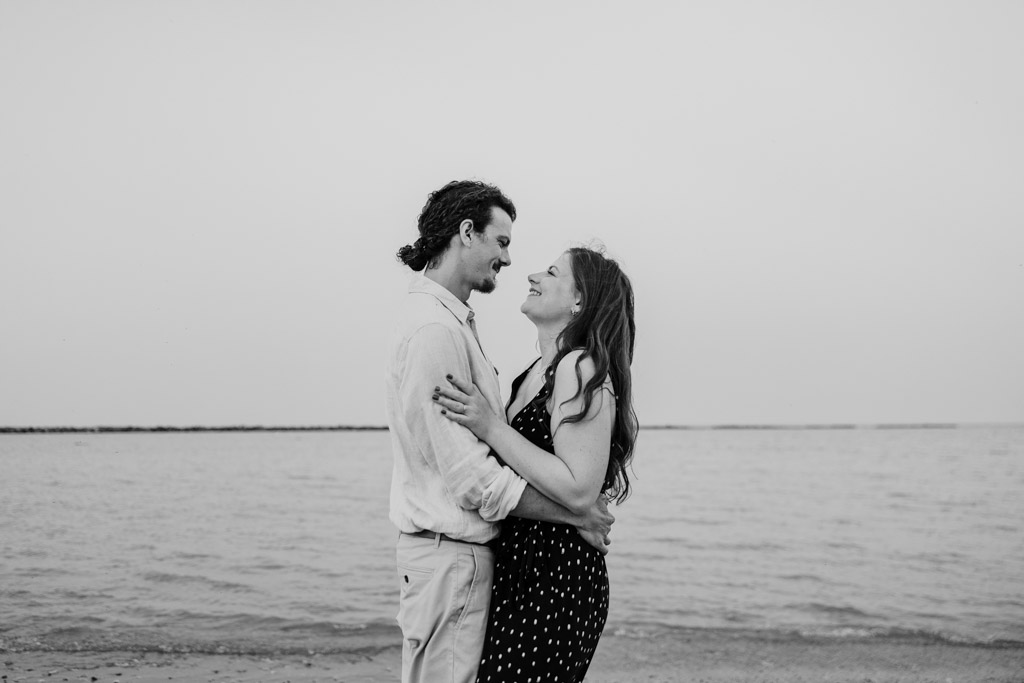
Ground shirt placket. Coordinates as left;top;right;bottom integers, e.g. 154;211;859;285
466;310;500;382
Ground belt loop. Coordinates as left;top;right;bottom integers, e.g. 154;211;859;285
434;532;442;548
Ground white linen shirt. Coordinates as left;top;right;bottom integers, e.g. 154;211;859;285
385;273;527;543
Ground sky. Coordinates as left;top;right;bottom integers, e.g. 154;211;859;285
1;1;1022;428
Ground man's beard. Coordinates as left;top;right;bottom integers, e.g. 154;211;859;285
476;275;497;294
474;266;499;293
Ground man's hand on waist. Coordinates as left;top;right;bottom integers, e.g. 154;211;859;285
575;494;614;555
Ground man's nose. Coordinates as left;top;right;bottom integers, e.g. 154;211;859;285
500;249;511;267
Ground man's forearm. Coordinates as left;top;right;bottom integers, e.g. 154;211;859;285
511;484;613;555
510;484;583;525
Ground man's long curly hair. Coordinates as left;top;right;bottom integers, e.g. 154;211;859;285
538;246;638;504
397;180;517;271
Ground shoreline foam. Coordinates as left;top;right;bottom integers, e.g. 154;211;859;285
5;622;1021;656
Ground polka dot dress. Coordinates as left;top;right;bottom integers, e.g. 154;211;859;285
476;367;609;683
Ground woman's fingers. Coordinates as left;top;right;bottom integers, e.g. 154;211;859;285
438;406;464;423
433;394;466;414
433;385;467;403
445;374;472;394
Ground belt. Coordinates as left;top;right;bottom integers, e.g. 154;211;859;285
403;529;495;548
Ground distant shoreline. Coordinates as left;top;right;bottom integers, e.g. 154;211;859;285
2;422;1019;434
0;425;389;434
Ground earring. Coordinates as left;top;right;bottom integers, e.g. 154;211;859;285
570;304;580;317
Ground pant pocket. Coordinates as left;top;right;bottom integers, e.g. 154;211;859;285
396;563;436;651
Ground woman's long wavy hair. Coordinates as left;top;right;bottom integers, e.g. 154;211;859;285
538;246;638;504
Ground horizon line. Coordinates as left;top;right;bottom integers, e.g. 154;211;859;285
2;422;1021;434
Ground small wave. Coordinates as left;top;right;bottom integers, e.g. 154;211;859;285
8;621;1022;657
794;602;878;619
824;541;863;550
974;598;1024;610
649;535;693;544
2;620;402;657
56;589;117;601
623;551;681;562
43;622;108;638
607;624;1024;648
647;537;707;550
279;621;358;635
635;515;727;527
795;625;1024;648
249;562;290;571
711;541;787;552
126;543;157;552
165;551;218;561
779;574;825;583
12;565;71;576
913;550;968;567
140;571;255;594
674;517;729;527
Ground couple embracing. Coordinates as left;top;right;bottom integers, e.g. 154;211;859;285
385;180;638;683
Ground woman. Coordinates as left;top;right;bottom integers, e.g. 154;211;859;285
433;245;638;683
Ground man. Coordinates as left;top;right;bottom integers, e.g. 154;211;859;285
385;180;613;683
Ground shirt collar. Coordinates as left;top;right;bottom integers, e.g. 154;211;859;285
409;272;475;326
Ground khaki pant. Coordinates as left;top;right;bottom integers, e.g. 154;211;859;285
395;533;494;683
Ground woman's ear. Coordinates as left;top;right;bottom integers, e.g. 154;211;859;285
458;219;475;247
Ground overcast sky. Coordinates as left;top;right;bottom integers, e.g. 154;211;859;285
2;1;1022;428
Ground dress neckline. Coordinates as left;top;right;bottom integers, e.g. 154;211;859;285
507;359;550;424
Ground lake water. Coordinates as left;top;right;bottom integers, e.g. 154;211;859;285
1;426;1022;655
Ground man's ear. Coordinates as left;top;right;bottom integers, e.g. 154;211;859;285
458;219;475;247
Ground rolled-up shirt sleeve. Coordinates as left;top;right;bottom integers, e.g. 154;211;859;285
398;322;526;521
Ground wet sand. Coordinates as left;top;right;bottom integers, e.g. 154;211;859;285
4;630;1023;683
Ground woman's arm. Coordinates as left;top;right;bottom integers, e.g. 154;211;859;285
435;350;613;514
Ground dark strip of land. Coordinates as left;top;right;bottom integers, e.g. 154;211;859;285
0;425;388;433
3;423;1016;434
643;423;962;430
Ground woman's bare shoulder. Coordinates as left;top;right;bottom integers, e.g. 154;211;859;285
554;349;595;385
554;351;616;398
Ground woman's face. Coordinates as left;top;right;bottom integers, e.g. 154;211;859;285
521;252;579;324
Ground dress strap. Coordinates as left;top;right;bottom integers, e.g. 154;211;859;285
506;357;542;413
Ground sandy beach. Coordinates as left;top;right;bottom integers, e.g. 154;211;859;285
5;631;1022;683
